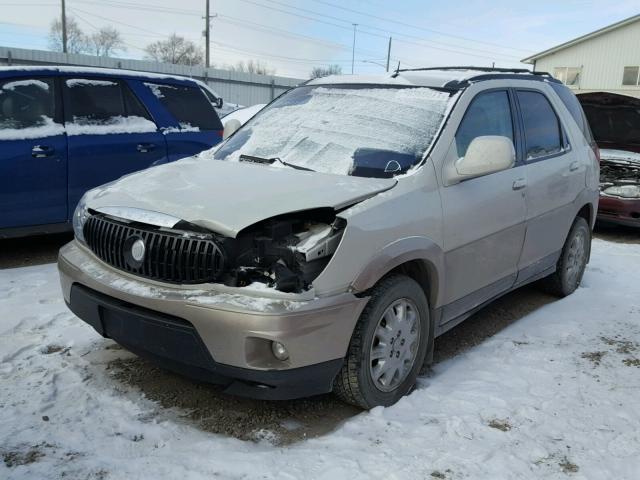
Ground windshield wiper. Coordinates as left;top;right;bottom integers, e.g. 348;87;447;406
239;154;315;172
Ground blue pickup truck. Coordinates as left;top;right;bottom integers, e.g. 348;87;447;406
0;66;225;238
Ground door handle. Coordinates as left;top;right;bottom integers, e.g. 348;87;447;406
32;145;54;158
136;143;155;153
569;161;580;171
512;178;527;191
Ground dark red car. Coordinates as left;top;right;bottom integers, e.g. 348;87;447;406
578;92;640;227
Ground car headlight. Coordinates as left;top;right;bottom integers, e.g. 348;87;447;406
603;185;640;199
73;196;90;243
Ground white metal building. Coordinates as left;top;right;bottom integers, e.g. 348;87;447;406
522;14;640;98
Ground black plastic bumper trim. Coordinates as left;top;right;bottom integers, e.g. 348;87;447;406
67;284;343;400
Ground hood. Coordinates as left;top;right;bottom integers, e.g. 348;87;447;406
578;92;640;152
84;157;396;237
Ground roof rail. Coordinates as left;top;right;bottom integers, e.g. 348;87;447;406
397;66;553;76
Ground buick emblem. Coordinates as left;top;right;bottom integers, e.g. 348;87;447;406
124;236;146;269
131;239;146;262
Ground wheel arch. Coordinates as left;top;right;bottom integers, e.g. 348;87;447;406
350;236;444;309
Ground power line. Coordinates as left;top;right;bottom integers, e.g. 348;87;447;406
309;0;532;54
231;0;525;62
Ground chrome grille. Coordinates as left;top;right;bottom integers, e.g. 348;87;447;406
84;214;225;284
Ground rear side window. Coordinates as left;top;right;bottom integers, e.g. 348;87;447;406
0;77;56;130
455;90;514;157
517;90;563;160
550;83;594;143
65;78;152;124
145;83;222;131
64;78;155;134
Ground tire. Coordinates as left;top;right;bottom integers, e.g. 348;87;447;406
333;275;430;409
539;216;591;297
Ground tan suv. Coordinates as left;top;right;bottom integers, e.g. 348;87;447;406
58;67;599;409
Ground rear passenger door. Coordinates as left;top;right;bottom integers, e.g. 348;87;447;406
63;77;168;215
515;89;585;276
0;76;67;229
143;82;223;160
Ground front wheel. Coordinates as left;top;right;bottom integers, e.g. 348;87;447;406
540;216;591;297
333;275;430;409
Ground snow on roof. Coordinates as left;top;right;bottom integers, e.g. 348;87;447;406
308;68;537;89
0;65;203;85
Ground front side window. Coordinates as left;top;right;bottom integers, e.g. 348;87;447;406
64;78;156;134
0;77;61;138
554;67;581;86
455;90;514;158
517;90;563;160
211;85;454;177
622;66;640;86
145;83;222;131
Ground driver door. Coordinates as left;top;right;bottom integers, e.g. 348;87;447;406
439;89;527;323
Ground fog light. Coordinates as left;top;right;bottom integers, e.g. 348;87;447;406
271;341;289;361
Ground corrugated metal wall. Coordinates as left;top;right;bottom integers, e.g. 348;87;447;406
534;20;640;98
0;46;304;106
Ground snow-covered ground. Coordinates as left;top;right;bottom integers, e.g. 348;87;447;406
1;238;639;479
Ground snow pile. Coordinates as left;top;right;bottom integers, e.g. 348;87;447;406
210;86;452;176
66;116;158;136
65;79;117;88
0;116;65;141
144;82;173;99
1;238;639;479
2;79;49;91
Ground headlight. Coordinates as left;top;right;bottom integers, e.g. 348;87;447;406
603;185;640;199
72;196;89;243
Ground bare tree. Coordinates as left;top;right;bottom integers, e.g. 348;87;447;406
229;60;275;75
145;34;203;66
90;26;126;57
48;17;89;54
310;64;342;79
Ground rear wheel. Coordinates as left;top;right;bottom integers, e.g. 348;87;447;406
333;275;430;409
540;216;591;297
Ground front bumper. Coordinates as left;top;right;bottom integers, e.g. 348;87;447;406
598;195;640;227
59;241;368;399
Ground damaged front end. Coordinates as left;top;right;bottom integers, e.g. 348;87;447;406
219;208;345;293
600;153;640;200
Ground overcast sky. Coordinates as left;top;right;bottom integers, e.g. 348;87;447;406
0;0;638;78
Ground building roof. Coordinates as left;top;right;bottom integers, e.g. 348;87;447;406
522;14;640;64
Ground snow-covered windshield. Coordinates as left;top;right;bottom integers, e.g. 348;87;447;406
211;85;453;177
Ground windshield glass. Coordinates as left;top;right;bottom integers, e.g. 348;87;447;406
211;85;453;177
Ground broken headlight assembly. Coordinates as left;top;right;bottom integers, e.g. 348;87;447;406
220;209;345;293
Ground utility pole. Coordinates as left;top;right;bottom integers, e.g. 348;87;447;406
351;24;358;74
386;37;392;72
204;0;211;68
61;0;67;54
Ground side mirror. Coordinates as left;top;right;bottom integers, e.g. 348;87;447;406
452;136;515;182
216;97;224;109
223;119;241;140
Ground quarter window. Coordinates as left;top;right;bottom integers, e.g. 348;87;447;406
145;83;223;131
455;90;514;158
517;90;563;160
622;66;640;86
554;67;581;86
0;77;56;130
